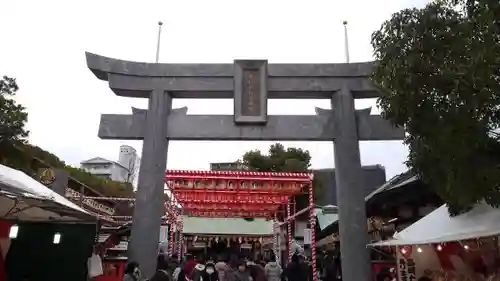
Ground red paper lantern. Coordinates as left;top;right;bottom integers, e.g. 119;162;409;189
399;245;412;257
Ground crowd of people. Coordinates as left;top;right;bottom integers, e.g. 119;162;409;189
122;252;316;281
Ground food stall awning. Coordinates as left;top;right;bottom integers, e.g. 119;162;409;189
0;164;94;222
369;202;500;246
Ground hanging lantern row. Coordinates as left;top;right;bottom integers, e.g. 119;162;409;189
182;203;280;212
185;235;273;245
186;210;274;218
166;180;303;194
398;239;488;257
173;192;290;205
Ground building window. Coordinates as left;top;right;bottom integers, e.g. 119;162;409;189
92;164;110;170
97;174;111;180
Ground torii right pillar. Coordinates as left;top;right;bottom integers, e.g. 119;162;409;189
332;85;371;281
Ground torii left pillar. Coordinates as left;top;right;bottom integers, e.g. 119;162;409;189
128;89;171;278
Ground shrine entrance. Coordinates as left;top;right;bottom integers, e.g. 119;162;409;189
163;170;314;275
85;52;404;281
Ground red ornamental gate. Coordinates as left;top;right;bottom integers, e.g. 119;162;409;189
163;170;317;281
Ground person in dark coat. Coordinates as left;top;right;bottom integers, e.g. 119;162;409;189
230;259;252;281
224;254;240;281
150;254;171;281
281;254;308;281
324;254;341;281
303;259;313;281
247;259;267;281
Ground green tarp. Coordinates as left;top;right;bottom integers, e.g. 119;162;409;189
182;216;274;235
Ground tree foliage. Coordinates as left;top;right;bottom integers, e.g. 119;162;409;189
241;143;323;202
371;0;500;214
0;76;28;146
243;143;312;172
0;75;134;199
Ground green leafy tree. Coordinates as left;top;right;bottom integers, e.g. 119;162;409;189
242;143;312;172
0;76;32;173
371;0;500;214
242;143;323;203
0;76;29;147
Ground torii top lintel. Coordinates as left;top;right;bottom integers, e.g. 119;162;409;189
85;52;379;100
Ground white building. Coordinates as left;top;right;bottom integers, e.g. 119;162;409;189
80;145;140;184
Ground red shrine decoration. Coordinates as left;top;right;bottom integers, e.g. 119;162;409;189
164;170;312;218
163;169;318;281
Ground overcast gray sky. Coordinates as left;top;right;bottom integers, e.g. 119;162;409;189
1;0;430;179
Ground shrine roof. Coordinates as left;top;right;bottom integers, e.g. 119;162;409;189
182;216;274;236
166;169;314;180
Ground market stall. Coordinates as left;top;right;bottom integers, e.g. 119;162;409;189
369;202;500;281
0;164;94;222
0;164;97;281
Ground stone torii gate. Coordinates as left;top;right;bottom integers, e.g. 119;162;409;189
86;52;404;281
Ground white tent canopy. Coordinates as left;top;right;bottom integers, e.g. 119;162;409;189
370;202;500;246
0;164;94;222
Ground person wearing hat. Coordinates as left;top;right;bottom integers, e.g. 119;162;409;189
200;261;219;281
